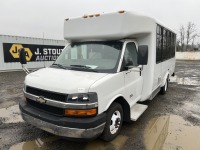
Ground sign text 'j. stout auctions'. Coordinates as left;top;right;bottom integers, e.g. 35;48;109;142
3;43;65;63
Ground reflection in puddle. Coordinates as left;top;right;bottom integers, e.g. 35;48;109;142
144;115;200;150
9;115;200;150
85;135;128;150
144;116;170;150
10;134;128;150
170;76;200;85
9;136;59;150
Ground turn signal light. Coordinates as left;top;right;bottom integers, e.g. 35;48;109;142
64;108;97;117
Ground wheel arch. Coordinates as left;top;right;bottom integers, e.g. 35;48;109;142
105;96;131;122
161;71;170;87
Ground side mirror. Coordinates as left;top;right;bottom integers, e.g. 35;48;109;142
138;45;148;65
19;48;27;64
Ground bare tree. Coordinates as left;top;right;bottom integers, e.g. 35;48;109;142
197;42;200;51
179;25;185;51
185;22;198;50
176;39;181;51
191;34;200;50
178;22;200;51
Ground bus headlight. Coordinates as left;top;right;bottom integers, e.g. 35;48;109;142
66;92;98;103
66;93;98;117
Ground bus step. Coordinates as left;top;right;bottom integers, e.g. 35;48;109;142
130;103;148;121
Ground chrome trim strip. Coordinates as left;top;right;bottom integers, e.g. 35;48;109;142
21;112;105;139
23;90;98;109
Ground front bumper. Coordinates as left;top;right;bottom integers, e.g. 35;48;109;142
19;100;106;139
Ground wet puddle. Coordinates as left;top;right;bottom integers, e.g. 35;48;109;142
144;115;200;150
8;114;200;150
0;104;23;123
170;76;200;86
0;100;17;109
9;136;60;150
85;135;128;150
6;111;200;150
9;134;128;150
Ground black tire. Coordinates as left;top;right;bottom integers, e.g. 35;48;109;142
100;102;123;141
160;76;169;95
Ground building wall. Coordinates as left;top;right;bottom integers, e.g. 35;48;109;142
0;35;67;72
176;52;200;60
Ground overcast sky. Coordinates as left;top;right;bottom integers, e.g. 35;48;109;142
0;0;200;42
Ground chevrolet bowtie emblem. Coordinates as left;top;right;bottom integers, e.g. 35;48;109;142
36;96;46;104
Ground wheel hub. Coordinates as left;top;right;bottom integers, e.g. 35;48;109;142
110;110;121;134
115;118;121;128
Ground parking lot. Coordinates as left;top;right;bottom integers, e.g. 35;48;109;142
1;60;200;150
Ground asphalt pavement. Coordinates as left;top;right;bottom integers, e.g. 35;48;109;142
0;60;200;150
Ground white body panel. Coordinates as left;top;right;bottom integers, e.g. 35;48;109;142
64;12;155;42
0;35;66;72
153;58;175;94
25;68;108;94
89;72;125;113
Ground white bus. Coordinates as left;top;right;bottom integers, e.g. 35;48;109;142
19;11;176;141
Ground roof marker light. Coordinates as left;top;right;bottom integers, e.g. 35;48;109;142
118;10;125;14
89;15;94;18
65;18;69;21
83;15;88;18
95;14;100;17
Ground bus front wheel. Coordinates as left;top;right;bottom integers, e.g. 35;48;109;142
100;102;123;141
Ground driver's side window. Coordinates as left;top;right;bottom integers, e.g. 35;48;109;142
124;42;138;67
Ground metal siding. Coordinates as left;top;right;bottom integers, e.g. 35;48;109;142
0;35;67;72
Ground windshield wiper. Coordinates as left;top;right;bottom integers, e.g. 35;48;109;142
70;65;91;69
70;65;97;72
52;63;66;69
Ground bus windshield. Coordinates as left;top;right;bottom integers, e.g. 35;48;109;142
53;41;123;73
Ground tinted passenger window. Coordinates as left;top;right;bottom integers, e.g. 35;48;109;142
162;29;167;60
124;43;138;66
156;26;163;63
156;25;176;63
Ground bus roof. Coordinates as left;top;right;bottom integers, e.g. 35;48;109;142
64;11;175;42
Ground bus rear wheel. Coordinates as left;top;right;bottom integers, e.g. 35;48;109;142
160;76;169;95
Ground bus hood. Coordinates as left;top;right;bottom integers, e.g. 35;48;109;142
25;67;108;94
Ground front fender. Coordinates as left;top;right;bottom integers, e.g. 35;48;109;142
104;94;126;111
